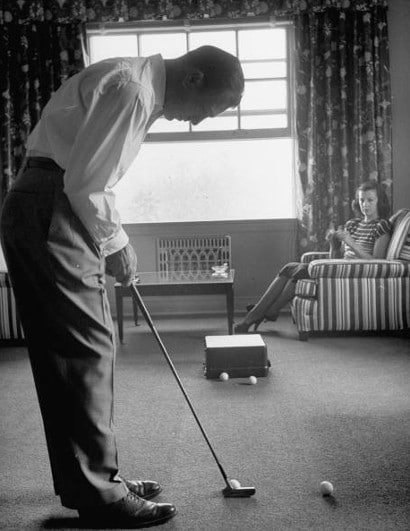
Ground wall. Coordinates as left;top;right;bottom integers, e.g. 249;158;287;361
389;0;410;209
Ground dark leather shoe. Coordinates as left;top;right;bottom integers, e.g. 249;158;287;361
234;322;251;334
121;478;162;500
78;491;177;528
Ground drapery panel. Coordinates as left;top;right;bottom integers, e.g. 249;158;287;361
0;20;82;202
294;2;391;252
0;0;391;255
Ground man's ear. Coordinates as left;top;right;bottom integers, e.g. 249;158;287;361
183;69;205;88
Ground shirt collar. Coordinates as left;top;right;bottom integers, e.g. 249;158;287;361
149;54;166;111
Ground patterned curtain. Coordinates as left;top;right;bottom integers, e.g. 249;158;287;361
294;1;391;252
1;1;391;256
0;4;84;204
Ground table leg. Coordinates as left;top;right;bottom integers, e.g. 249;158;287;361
115;285;124;344
226;285;234;335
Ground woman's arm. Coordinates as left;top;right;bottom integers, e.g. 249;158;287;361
339;232;374;259
372;233;391;258
325;229;343;258
336;231;390;259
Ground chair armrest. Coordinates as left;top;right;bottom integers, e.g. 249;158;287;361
308;259;410;279
0;271;11;286
301;251;330;264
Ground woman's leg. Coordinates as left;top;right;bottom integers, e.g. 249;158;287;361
263;279;296;317
235;262;309;333
239;275;288;327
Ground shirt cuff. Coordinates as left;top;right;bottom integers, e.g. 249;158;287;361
101;228;129;257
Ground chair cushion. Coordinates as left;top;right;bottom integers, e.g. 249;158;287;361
0;272;25;341
0;244;7;272
386;210;410;261
398;230;410;261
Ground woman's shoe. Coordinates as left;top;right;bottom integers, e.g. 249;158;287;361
236;310;279;334
236;318;264;333
264;312;279;323
253;313;279;331
234;322;251;334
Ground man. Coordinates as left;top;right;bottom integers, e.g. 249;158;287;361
0;46;244;528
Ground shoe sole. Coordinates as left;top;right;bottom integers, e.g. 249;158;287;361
79;508;177;529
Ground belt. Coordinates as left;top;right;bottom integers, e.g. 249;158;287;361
25;157;64;172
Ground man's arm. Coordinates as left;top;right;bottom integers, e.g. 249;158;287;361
63;81;151;256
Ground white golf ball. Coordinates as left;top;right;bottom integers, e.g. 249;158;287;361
219;372;229;381
320;481;334;496
229;479;241;489
248;376;257;385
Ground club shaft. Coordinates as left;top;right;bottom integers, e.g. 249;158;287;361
130;283;230;488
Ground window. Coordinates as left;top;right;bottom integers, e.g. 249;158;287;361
86;19;295;222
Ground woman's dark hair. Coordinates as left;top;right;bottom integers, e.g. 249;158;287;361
351;179;391;219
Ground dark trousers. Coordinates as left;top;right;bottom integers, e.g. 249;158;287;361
0;159;127;509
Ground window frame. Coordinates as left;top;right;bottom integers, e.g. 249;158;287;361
85;17;295;143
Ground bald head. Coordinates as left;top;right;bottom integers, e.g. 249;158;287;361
163;46;244;125
182;45;244;107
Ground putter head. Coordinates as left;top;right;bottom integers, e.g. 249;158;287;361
222;486;256;498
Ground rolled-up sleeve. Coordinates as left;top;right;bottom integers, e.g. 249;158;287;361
63;81;151;256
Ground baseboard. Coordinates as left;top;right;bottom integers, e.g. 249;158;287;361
112;295;255;319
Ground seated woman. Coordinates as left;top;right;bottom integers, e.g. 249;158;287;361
234;179;392;334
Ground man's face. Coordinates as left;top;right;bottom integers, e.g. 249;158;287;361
163;88;235;126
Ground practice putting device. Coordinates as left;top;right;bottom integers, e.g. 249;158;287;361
204;334;270;379
130;282;256;498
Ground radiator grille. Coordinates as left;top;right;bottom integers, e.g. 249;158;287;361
157;235;231;274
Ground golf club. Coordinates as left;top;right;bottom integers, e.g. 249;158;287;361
130;281;256;498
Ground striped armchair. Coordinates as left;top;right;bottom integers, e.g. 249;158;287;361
291;209;410;340
0;245;25;345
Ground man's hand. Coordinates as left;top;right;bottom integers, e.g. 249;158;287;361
105;243;137;286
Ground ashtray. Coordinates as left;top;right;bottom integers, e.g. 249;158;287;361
211;263;229;277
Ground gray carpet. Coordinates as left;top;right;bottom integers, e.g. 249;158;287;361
1;315;410;530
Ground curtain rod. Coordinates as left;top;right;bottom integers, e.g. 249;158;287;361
86;16;291;35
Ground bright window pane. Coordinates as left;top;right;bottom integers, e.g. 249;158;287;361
114;139;294;222
241;114;288;129
191;115;238;131
238;28;287;60
241;80;287;110
148;118;189;133
87;24;295;221
242;61;287;79
189;31;236;55
88;35;138;62
139;33;186;58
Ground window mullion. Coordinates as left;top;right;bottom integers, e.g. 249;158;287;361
87;21;292;139
235;28;241;130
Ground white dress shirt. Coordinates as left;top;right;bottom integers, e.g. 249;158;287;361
26;55;165;256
